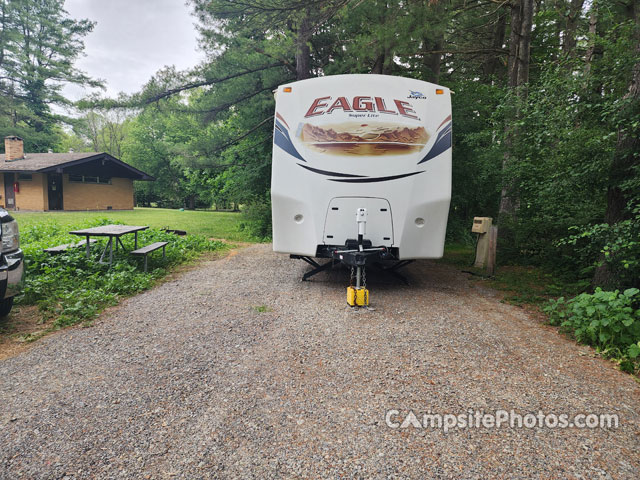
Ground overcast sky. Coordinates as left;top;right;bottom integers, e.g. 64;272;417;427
63;0;204;101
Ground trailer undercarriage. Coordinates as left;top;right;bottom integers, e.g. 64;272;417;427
290;248;413;285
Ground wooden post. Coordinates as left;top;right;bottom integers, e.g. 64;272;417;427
486;226;498;276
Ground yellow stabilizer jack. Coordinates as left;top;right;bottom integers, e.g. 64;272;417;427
347;286;369;307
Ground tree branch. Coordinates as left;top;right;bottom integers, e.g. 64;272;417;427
139;62;286;105
398;48;508;56
202;116;274;157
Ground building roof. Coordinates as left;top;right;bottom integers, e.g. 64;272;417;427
0;152;154;181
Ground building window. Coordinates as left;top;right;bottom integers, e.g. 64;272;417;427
69;175;111;185
17;173;32;181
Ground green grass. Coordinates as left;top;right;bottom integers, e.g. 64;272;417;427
15;217;230;333
439;242;588;307
440;242;477;268
252;305;272;313
12;207;253;242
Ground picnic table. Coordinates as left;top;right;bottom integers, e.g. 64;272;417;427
69;225;149;265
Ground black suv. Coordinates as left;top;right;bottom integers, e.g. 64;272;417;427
0;208;24;317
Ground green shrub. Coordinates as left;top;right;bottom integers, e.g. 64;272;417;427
445;214;475;245
557;205;640;290
545;288;640;372
239;193;272;241
16;219;227;329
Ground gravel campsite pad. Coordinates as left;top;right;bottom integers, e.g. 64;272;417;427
0;244;638;479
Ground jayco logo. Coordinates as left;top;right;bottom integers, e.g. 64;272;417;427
408;90;427;99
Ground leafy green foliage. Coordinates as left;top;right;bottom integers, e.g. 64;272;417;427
558;205;640;288
238;192;272;241
0;0;100;149
447;80;506;243
545;288;640;373
445;6;640;293
16;218;227;328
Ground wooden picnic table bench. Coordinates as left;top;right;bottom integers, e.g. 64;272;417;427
44;239;97;254
68;225;149;266
130;241;168;272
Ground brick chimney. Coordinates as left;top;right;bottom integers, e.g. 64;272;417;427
4;136;24;161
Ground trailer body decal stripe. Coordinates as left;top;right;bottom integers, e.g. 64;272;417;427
274;119;306;162
418;121;451;164
436;114;452;131
275;112;290;130
328;171;424;183
297;164;366;178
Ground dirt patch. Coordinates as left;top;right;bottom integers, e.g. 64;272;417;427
0;305;56;360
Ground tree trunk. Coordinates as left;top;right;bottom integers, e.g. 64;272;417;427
372;46;393;75
505;0;534;89
516;0;534;89
423;33;444;83
499;0;534;222
482;10;507;79
295;13;311;80
371;1;394;75
592;0;640;288
372;53;385;74
382;46;393;75
584;3;598;76
562;0;586;56
507;0;522;89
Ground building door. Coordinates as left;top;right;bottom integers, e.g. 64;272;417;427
3;173;15;210
47;174;64;211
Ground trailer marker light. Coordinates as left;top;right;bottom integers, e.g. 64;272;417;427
436;89;444;95
283;87;292;92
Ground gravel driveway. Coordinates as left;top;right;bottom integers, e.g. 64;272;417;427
1;244;638;479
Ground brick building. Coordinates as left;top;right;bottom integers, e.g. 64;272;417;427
0;136;154;211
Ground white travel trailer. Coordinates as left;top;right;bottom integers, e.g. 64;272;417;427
271;74;451;281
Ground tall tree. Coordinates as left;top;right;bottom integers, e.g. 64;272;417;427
592;0;640;288
499;0;534;221
76;94;133;157
0;0;100;151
